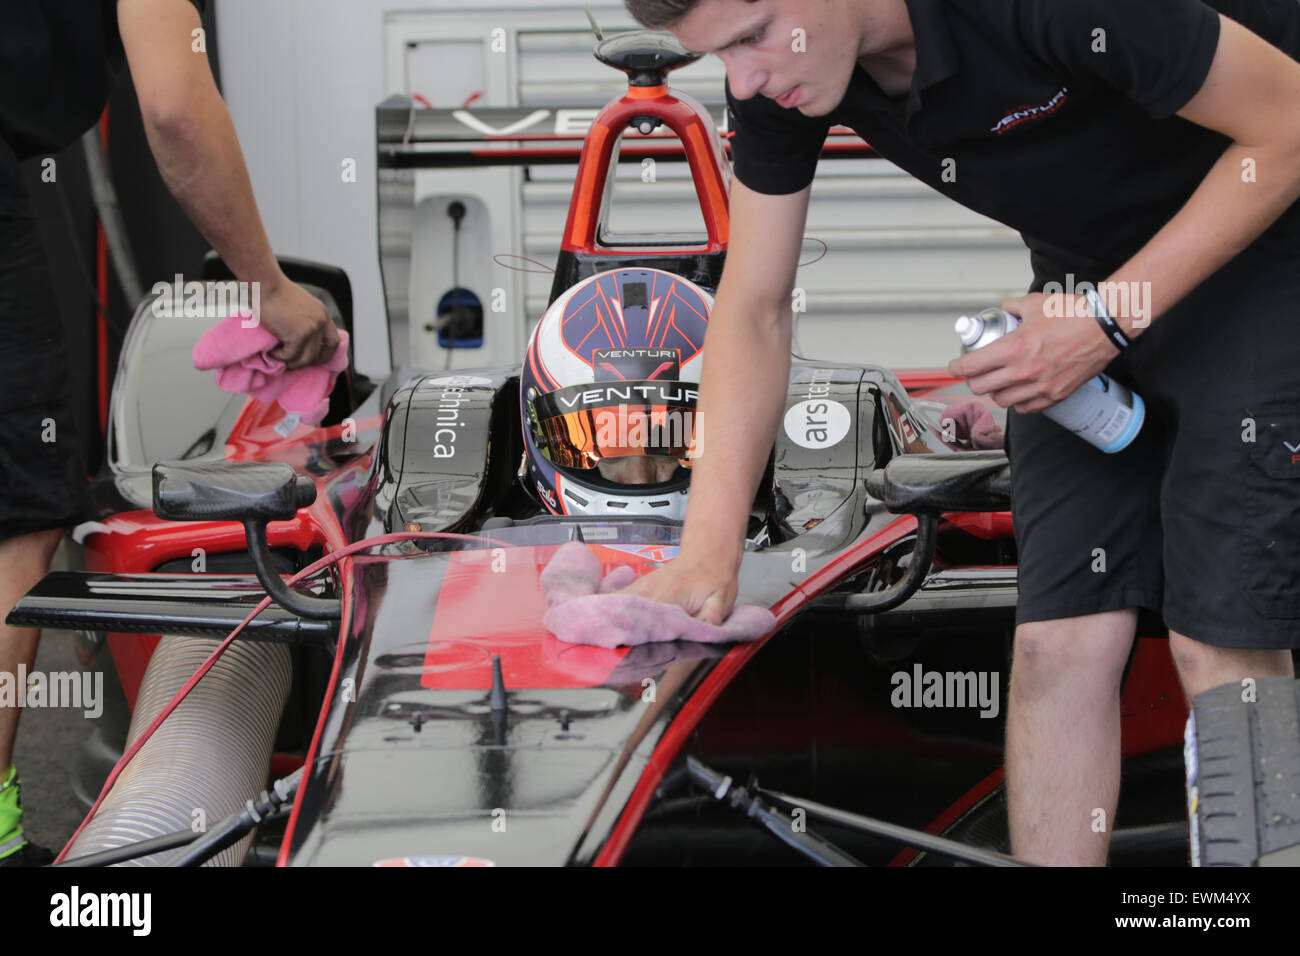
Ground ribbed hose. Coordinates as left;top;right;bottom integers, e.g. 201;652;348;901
64;636;291;866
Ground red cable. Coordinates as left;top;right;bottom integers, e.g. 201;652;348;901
54;529;507;863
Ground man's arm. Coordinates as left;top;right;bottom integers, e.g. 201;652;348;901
117;0;337;367
622;178;812;623
1113;14;1300;324
952;14;1300;411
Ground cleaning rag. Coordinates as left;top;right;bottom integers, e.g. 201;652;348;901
193;312;349;426
943;399;1004;450
540;541;776;649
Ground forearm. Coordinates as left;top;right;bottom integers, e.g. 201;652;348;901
679;291;791;569
1100;138;1300;338
141;93;285;291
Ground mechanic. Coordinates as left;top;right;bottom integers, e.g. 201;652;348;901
622;0;1300;865
0;0;339;865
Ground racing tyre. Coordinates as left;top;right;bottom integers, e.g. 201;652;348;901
1186;677;1300;866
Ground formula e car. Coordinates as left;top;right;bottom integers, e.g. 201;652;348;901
8;28;1229;868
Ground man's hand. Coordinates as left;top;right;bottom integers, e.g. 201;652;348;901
619;548;740;626
257;278;340;368
947;293;1118;413
605;179;808;626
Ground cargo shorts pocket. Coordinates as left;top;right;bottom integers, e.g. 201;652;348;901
1241;405;1300;619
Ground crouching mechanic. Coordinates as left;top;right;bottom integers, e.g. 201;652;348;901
0;0;339;865
622;0;1300;865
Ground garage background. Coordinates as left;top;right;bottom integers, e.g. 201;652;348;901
210;0;1033;378
22;0;1036;481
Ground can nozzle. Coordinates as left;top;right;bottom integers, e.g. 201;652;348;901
954;314;983;347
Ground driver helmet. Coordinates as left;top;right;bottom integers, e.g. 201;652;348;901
520;267;711;520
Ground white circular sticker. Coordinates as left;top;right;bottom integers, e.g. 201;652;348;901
425;375;493;388
784;399;851;450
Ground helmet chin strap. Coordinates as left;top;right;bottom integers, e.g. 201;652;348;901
555;471;690;522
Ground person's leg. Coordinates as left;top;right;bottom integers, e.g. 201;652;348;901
1006;609;1137;866
0;215;88;863
0;527;63;773
0;527;63;861
1000;359;1166;866
1168;633;1295;703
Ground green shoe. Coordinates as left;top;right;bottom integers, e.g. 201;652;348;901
0;766;50;866
0;841;53;866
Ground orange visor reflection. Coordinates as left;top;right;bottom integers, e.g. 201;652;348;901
535;403;698;470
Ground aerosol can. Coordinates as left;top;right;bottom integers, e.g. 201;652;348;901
955;307;1144;453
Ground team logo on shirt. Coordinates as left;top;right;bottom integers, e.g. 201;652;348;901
989;87;1069;135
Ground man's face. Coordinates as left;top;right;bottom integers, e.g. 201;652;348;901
597;455;681;485
671;0;863;116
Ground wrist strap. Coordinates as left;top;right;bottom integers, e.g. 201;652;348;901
1085;288;1131;350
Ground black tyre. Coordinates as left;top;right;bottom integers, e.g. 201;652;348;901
1186;677;1300;866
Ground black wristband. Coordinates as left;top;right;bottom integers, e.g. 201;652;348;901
1085;288;1131;350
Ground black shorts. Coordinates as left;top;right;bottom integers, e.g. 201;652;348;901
1008;239;1300;649
0;215;85;541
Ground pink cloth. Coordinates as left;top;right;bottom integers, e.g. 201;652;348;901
540;542;776;649
192;313;349;427
943;400;1004;450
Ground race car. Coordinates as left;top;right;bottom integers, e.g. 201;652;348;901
9;26;1287;868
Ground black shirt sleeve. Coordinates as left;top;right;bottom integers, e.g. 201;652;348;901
0;0;206;214
1014;0;1221;119
725;76;832;195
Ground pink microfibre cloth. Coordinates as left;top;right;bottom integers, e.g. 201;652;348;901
944;400;1004;450
540;542;776;649
193;312;349;427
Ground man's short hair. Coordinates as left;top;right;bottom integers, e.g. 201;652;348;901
625;0;760;30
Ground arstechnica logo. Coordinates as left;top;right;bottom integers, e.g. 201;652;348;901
422;375;492;459
50;887;151;936
890;664;1001;719
783;369;851;450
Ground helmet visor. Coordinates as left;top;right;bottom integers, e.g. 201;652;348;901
529;380;698;470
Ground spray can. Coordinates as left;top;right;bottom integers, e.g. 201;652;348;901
955;307;1144;453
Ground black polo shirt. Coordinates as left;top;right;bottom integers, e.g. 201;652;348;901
726;0;1300;282
0;0;205;216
